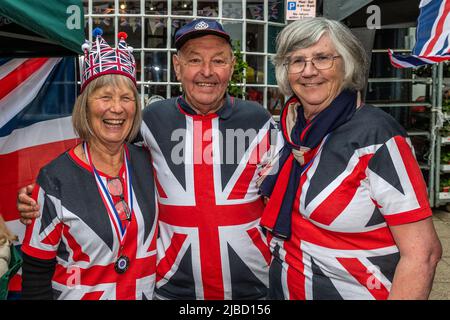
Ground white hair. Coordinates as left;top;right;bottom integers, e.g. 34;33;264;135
272;17;369;96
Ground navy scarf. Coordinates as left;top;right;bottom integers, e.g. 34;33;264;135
260;89;358;239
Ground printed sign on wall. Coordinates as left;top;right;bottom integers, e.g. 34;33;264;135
286;0;316;20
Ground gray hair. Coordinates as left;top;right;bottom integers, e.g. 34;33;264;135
72;74;142;142
273;17;369;96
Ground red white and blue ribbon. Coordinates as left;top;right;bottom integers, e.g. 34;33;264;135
83;142;133;240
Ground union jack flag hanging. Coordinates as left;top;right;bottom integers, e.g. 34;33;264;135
0;57;79;296
389;0;450;68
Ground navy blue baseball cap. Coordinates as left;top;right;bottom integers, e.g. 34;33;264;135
174;19;231;50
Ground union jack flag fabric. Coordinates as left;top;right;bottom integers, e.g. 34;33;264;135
81;30;136;92
267;105;432;300
0;57;79;296
21;145;158;300
141;95;283;300
389;0;450;68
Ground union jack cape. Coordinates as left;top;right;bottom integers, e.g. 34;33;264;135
389;0;450;68
0;57;79;296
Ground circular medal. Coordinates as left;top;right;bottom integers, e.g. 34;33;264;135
115;255;129;274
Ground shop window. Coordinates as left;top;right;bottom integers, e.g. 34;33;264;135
198;0;219;17
246;23;264;53
83;0;89;15
267;59;276;85
145;1;168;15
85;0;287;109
144;52;168;82
92;16;115;44
268;0;284;23
145;85;167;104
223;21;243;50
172;0;193;16
118;0;141;14
268;25;282;54
223;0;242;19
93;1;115;14
246;0;264;21
246;55;264;84
133;50;142;81
246;87;264;105
144;18;167;48
119;17;142;48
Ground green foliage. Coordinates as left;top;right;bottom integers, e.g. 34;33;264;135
443;98;450;113
414;64;432;78
440;122;450;136
440;177;450;191
414;61;450;77
441;150;450;164
228;40;248;98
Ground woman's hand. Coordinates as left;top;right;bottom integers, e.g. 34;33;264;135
17;184;40;225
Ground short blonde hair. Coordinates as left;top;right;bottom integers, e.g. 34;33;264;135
273;17;369;97
72;74;142;142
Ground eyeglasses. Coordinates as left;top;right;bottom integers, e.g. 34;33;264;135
179;56;233;69
283;55;341;74
107;177;131;221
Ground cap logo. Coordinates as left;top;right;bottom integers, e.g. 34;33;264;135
194;21;209;30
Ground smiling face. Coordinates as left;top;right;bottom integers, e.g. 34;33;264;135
287;34;345;119
173;35;235;114
87;81;136;150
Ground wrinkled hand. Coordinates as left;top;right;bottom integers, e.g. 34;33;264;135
17;184;40;225
0;214;18;243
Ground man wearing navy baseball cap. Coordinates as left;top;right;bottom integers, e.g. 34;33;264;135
174;19;232;50
170;19;235;116
142;18;281;300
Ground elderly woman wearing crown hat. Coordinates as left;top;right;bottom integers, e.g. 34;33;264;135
20;29;158;300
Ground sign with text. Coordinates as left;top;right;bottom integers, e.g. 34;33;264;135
286;0;316;20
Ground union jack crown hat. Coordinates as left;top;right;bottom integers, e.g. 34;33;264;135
174;19;231;50
80;27;136;93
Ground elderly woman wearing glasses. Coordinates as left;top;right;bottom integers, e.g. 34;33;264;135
260;17;442;300
20;30;158;300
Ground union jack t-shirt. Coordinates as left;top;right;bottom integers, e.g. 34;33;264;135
141;95;283;300
268;104;432;300
21;145;158;300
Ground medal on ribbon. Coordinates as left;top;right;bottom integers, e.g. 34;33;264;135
115;255;130;274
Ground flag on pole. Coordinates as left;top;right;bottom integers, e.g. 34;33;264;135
389;0;450;68
0;57;79;295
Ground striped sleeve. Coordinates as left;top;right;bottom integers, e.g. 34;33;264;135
367;135;432;226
